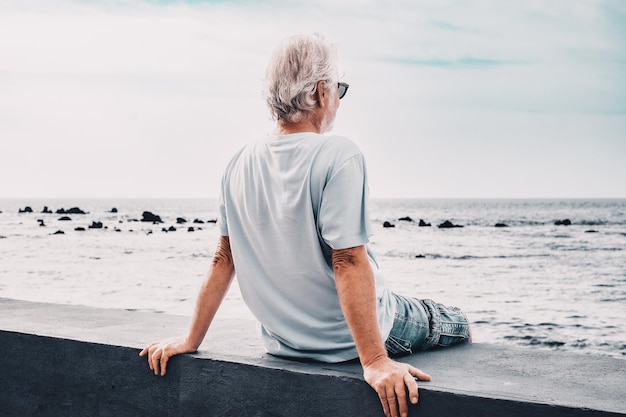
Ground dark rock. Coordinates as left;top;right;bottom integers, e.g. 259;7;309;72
418;219;431;227
439;220;453;228
37;219;46;227
398;216;413;222
206;219;217;224
495;223;509;228
56;207;86;215
176;217;187;224
415;254;426;258
58;216;72;221
141;211;163;224
193;219;205;224
110;208;118;213
19;206;33;213
555;219;572;226
52;230;65;235
187;227;195;232
438;220;464;229
114;228;122;232
41;206;53;214
88;221;103;229
75;227;86;232
585;229;598;233
161;228;168;233
383;221;395;228
168;226;177;232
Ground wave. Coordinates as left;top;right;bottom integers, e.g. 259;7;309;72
384;251;553;260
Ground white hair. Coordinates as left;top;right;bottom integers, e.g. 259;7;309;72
264;33;339;124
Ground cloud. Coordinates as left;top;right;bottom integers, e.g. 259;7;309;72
388;57;513;68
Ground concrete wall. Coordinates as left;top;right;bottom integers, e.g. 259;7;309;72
1;298;625;417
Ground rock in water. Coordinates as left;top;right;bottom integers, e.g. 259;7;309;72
141;211;163;224
438;220;464;228
66;207;86;214
56;207;86;215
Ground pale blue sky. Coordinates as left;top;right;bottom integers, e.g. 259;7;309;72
0;0;624;198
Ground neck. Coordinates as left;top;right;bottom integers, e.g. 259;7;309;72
276;119;320;135
276;105;328;135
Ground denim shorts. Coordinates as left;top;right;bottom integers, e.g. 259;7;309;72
385;293;471;356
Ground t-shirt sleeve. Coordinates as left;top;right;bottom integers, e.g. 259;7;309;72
218;172;229;236
318;153;371;250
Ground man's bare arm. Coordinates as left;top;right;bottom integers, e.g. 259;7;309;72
140;235;235;376
332;245;430;417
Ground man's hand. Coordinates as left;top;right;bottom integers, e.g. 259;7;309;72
139;236;235;378
363;356;432;417
139;336;197;376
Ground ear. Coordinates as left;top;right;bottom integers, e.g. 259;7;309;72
315;80;326;107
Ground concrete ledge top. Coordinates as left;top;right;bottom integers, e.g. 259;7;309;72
2;297;625;415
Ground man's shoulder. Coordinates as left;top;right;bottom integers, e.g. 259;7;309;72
318;134;363;158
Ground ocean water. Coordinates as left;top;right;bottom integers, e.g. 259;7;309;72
1;198;625;359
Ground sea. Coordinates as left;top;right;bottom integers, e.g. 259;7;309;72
1;198;625;359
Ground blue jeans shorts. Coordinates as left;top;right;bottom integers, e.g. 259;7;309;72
385;293;471;356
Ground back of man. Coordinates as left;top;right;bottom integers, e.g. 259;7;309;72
218;132;396;362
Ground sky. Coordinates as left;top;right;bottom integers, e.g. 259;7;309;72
0;0;624;199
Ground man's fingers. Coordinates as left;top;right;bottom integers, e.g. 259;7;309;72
150;349;162;375
377;391;392;417
385;386;400;417
403;372;419;405
409;366;431;381
139;342;158;357
395;378;411;417
160;354;170;376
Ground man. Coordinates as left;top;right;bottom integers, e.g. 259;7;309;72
141;33;470;417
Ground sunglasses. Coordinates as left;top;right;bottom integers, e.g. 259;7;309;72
338;82;349;99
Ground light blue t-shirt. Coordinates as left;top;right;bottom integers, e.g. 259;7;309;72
218;132;396;363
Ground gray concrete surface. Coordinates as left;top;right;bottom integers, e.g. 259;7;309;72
1;298;625;416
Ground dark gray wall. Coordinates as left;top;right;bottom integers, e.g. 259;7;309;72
1;299;625;417
2;331;624;417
